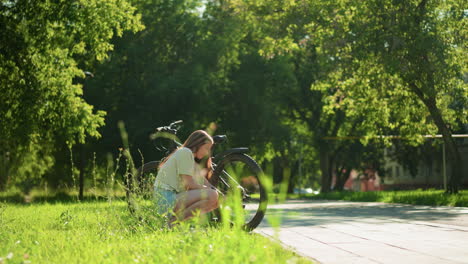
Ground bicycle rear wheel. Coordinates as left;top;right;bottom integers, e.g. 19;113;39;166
126;161;159;215
211;153;268;231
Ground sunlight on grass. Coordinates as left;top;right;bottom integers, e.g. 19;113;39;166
0;121;309;263
0;200;312;264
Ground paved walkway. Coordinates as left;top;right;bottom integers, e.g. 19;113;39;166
255;200;468;264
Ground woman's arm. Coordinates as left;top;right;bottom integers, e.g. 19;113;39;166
180;174;206;190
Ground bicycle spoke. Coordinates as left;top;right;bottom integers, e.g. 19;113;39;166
216;157;264;228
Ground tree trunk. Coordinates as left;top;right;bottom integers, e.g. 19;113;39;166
412;88;463;193
335;166;351;191
424;99;462;193
320;146;332;193
272;156;283;185
0;151;10;191
79;144;85;200
0;171;7;191
408;3;462;193
288;160;299;194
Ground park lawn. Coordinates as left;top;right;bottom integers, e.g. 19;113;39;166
288;189;468;207
0;200;312;264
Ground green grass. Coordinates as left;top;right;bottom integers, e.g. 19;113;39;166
0;196;312;264
287;189;468;207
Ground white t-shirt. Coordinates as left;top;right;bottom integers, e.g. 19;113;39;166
154;147;196;193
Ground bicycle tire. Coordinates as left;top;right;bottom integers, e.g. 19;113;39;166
211;153;268;231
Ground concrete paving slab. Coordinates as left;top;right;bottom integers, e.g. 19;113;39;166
258;227;369;263
333;240;458;264
255;200;468;264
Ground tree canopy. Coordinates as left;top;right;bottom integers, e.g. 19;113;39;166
1;0;466;193
0;0;143;189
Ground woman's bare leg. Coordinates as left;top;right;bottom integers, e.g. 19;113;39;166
171;189;218;223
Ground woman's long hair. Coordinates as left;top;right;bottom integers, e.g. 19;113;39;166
159;130;214;179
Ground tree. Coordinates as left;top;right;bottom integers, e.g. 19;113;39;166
0;0;143;190
344;0;467;193
224;0;467;192
85;0;215;165
86;0;296;167
215;0;376;192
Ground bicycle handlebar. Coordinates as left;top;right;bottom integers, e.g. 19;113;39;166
169;120;183;127
156;120;183;134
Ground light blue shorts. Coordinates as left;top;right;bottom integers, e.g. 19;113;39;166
154;187;178;215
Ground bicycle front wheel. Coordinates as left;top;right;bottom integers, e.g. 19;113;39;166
211;153;268;231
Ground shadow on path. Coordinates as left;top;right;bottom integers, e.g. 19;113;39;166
257;200;468;228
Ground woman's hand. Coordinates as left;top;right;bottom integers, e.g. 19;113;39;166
203;178;224;197
180;174;205;190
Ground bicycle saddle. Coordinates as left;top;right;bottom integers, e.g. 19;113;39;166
213;135;227;144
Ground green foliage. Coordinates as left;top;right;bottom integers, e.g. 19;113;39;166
231;0;467;141
86;0;214;160
223;0;467;191
0;0;144;189
85;0;299;178
3;141;55;193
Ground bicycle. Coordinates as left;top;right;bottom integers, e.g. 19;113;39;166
125;120;268;231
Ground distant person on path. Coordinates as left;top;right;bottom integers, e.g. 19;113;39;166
154;130;219;226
